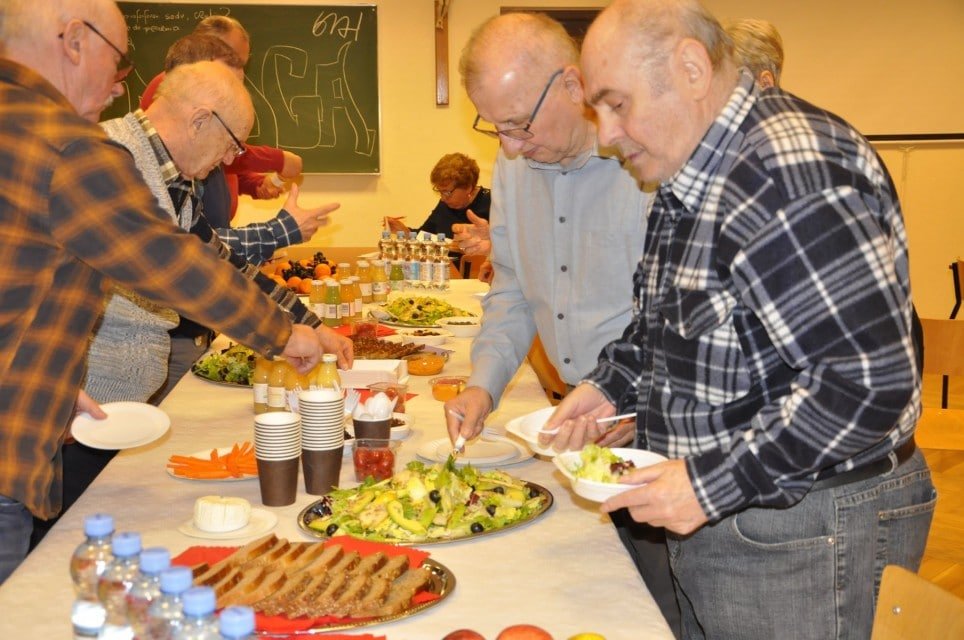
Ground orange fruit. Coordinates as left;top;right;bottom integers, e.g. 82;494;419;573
275;261;292;275
299;258;313;268
314;263;331;279
497;625;554;640
298;279;313;294
286;276;303;291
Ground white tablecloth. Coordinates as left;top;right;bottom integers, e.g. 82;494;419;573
0;280;673;640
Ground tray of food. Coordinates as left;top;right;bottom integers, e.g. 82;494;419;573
351;336;425;360
298;460;552;544
191;343;255;387
373;296;476;328
184;534;453;633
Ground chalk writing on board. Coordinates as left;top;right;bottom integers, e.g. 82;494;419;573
111;3;379;173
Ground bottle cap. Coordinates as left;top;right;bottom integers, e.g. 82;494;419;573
322;353;337;363
83;513;114;538
111;531;141;557
219;606;256;637
181;586;216;616
340;278;352;286
139;547;171;574
159;566;193;594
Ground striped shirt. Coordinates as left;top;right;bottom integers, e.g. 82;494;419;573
585;72;920;522
0;60;292;518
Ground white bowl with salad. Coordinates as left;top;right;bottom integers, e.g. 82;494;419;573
553;444;667;502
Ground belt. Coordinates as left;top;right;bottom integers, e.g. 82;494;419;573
812;437;916;491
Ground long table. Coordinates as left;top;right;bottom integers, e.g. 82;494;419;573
0;279;673;639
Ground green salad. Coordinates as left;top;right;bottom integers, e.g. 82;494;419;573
384;296;474;326
191;343;255;385
570;444;636;483
304;459;549;542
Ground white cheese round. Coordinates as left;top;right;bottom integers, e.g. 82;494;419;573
193;496;251;533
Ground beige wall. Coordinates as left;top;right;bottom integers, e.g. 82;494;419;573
128;0;959;317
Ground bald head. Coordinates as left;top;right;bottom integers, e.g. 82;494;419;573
148;60;254;179
459;12;577;97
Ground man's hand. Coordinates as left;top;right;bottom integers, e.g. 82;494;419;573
539;383;617;451
285;184;340;242
315;326;353;369
282;324;323;373
68;390;106;444
278;150;303;180
255;174;283;199
452;210;491;256
601;459;709;535
443;386;493;446
384;216;409;234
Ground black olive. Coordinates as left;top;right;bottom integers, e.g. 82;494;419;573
325;523;339;536
470;522;484;533
493;486;505;494
486;504;496;516
429;489;441;503
528;487;539;499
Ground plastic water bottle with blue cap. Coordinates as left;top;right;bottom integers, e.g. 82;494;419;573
172;586;219;640
218;606;255;639
97;531;142;639
127;547;170;639
70;513;114;639
146;565;194;640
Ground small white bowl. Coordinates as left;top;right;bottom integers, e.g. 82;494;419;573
390;412;413;440
553;448;667;503
437;316;481;338
505;406;568;457
395;328;453;346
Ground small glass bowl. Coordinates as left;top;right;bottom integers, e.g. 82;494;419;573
429;375;468;401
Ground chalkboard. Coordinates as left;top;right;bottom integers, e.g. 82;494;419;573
106;3;379;174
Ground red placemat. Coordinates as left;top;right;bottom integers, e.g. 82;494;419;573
172;536;439;635
333;324;396;337
355;389;417;404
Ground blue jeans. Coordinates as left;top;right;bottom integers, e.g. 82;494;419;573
0;494;33;585
667;449;936;640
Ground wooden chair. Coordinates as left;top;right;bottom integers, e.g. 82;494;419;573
458;254;486;280
921;317;964;409
526;334;568;405
870;565;964;639
950;259;962;320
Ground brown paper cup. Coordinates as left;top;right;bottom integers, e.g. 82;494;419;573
352;417;391;440
301;447;343;495
256;457;299;506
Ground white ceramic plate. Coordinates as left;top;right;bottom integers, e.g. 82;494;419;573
166;447;258;482
416;436;532;468
393;328;453;346
71;402;170;450
504;406;570;457
177;508;277;540
553;448;667;503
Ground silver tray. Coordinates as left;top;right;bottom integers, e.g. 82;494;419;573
190;369;252;388
257;557;455;636
297;481;554;545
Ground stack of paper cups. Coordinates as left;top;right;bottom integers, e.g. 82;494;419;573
298;389;345;495
253;412;301;506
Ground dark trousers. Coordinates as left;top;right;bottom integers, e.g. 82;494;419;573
611;508;682;639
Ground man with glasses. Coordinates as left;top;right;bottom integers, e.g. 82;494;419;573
0;0;326;583
441;12;678;634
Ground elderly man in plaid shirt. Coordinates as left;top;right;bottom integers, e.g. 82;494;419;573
543;1;936;638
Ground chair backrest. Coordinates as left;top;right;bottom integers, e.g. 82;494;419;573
951;259;963;319
920;318;964;378
870;565;964;639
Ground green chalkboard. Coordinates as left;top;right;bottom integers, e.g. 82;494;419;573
105;3;379;174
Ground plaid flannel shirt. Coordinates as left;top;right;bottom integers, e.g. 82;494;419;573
586;72;920;522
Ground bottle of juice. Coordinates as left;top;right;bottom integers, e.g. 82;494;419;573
284;364;310;413
339;278;355;326
350;276;364;319
308;280;325;321
313;353;341;390
266;357;288;412
337;262;351;279
251;356;272;414
389;260;405;292
323;279;341;327
356;260;373;303
371;260;389;302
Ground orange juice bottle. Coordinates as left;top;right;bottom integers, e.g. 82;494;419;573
252;356;272;414
266;357;288;412
356;260;373;303
339;278;355;326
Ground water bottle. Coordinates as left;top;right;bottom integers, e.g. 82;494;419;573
217;607;255;640
97;531;142;640
145;565;193;640
70;514;114;639
126;547;170;639
172;587;219;640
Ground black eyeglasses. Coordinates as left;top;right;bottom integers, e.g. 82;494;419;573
432;185;459;198
59;20;134;82
211;111;246;158
472;69;564;141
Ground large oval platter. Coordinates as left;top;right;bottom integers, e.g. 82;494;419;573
283;558;455;634
298;481;553;545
